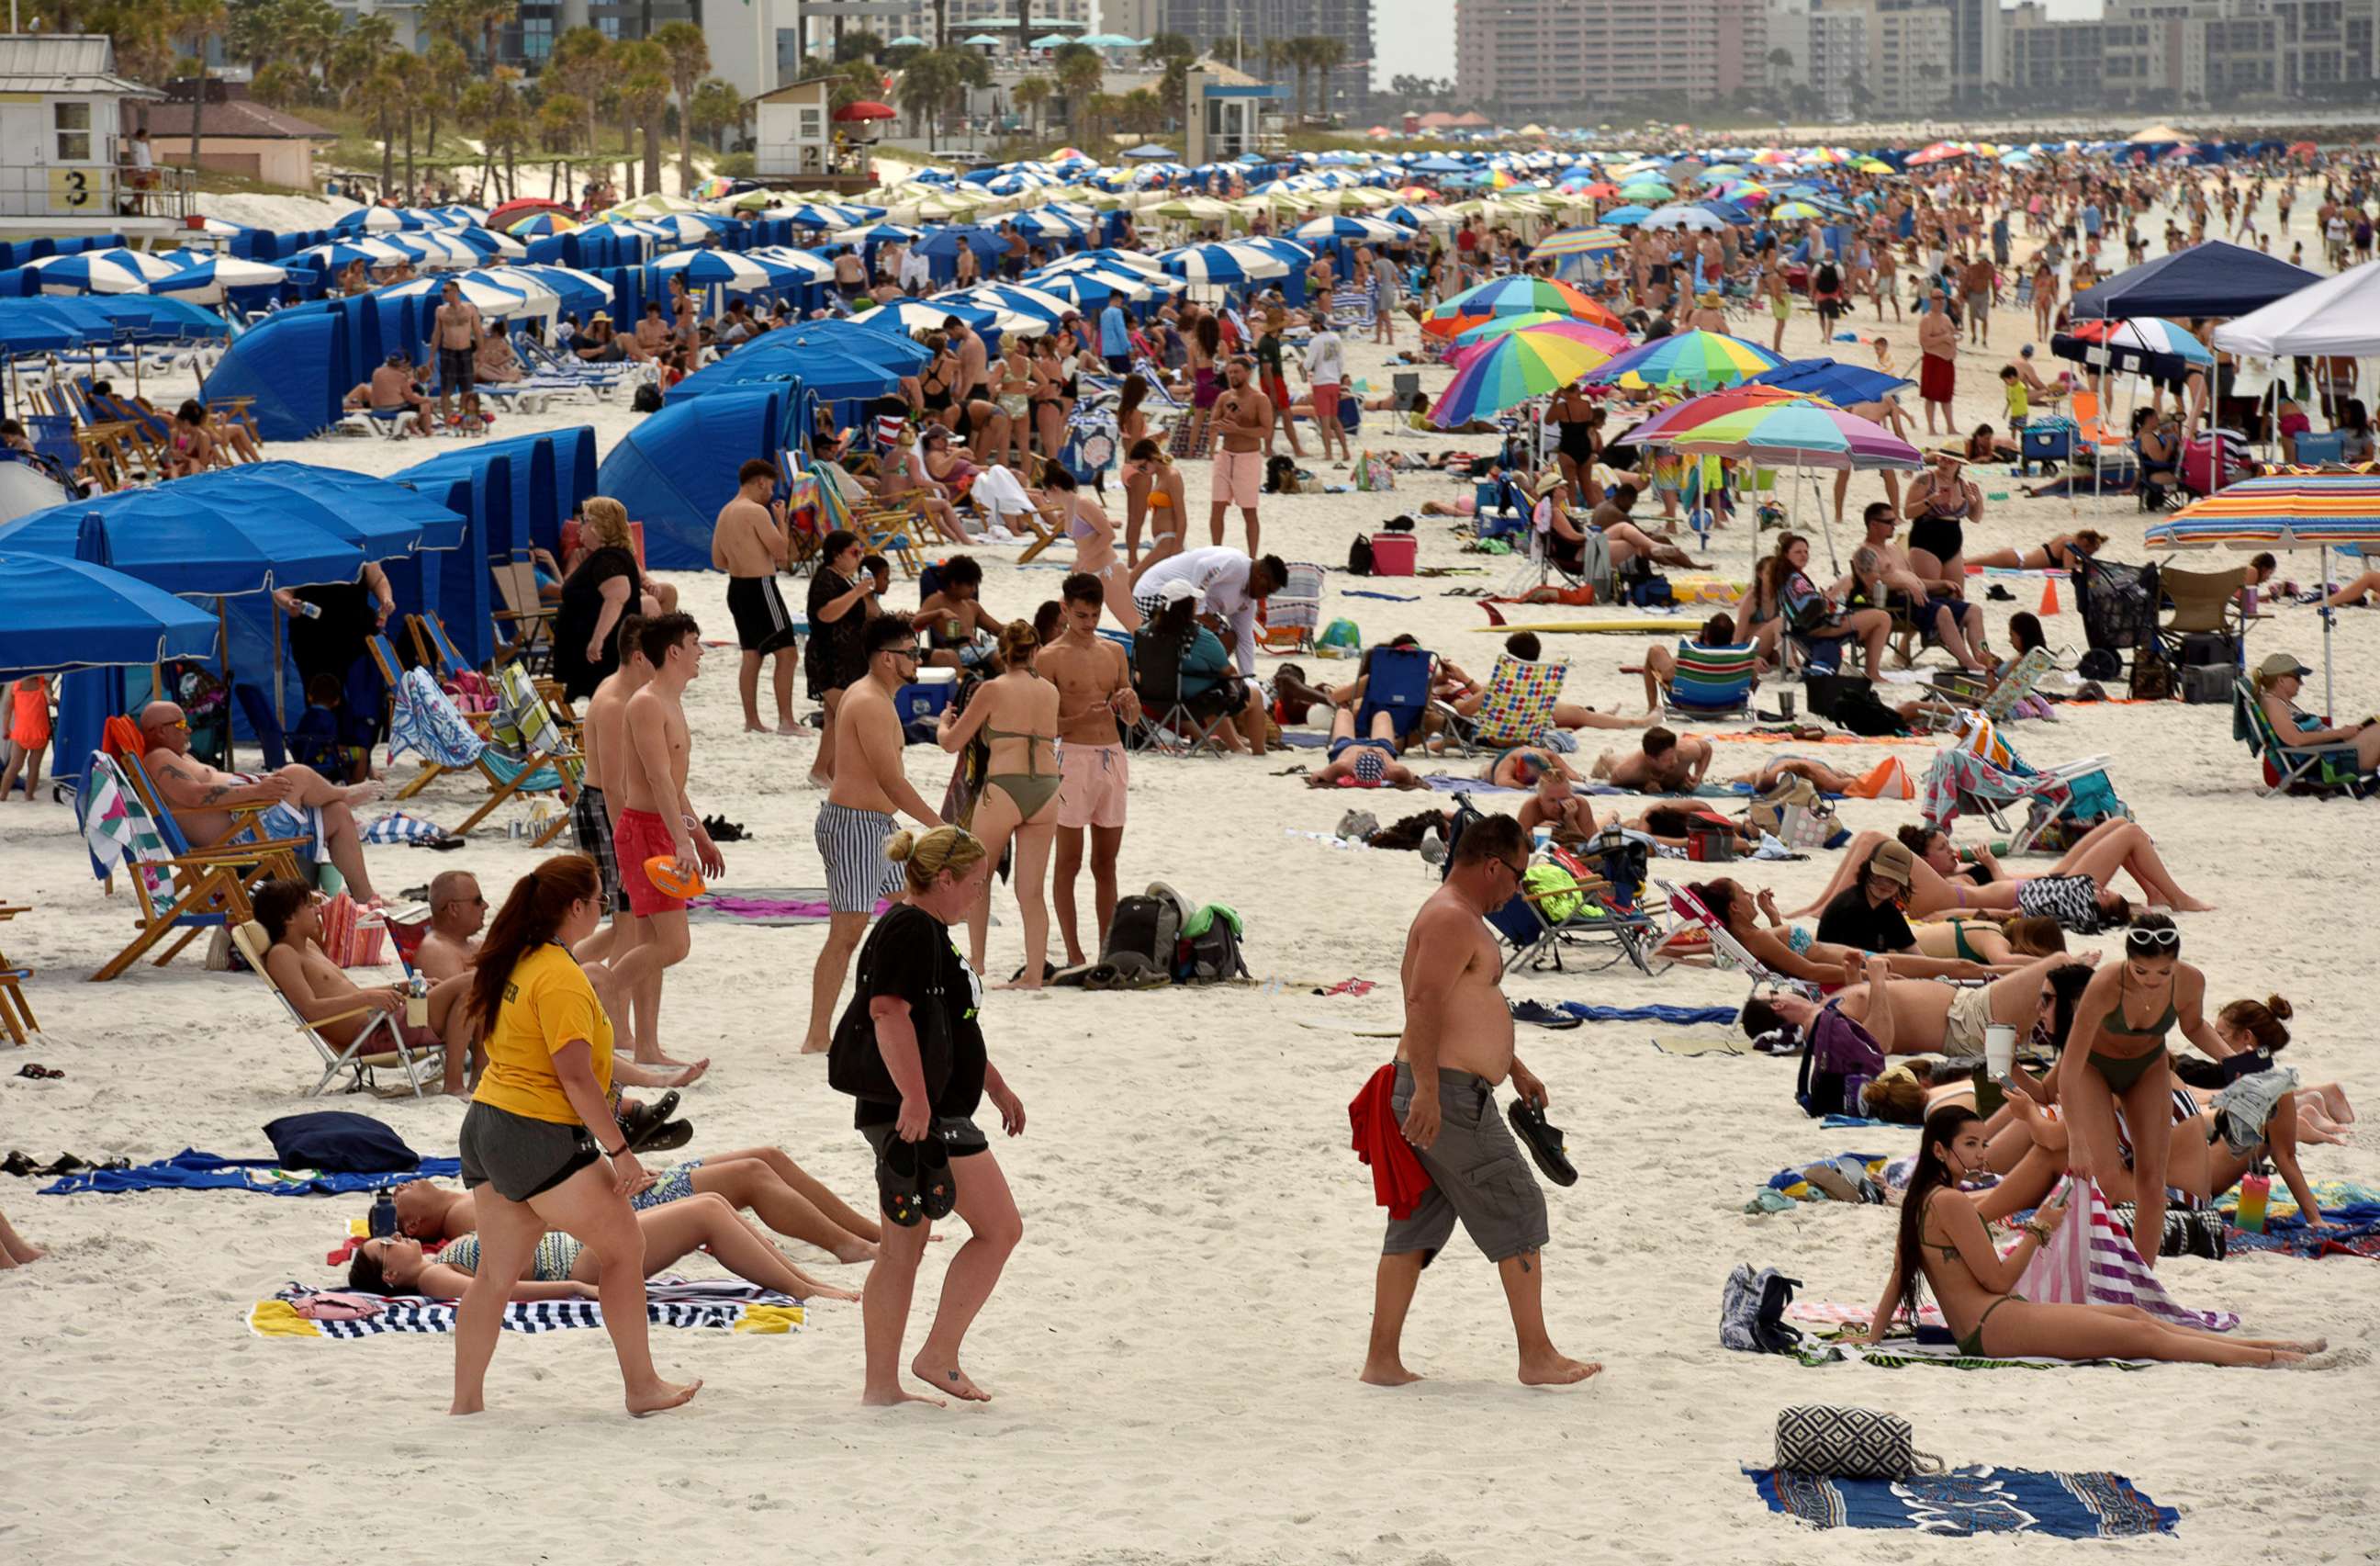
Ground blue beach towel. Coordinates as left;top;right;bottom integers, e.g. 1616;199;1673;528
1745;1464;2177;1538
1552;1002;1740;1026
42;1148;463;1198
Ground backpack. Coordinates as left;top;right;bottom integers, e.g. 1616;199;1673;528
1829;682;1910;738
1176;904;1249;984
1720;1262;1805;1354
1794;1003;1888;1118
2128;642;2176;701
631;381;664;413
1346;535;1375;576
1103;894;1181;973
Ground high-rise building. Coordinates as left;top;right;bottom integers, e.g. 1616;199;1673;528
1101;1;1375;118
1452;0;1769;120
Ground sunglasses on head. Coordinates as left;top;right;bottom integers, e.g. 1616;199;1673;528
2126;927;2182;952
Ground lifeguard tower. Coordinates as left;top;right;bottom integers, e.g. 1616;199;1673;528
0;34;191;241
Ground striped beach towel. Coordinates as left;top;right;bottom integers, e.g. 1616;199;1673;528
249;1280;804;1340
2018;1175;2239;1332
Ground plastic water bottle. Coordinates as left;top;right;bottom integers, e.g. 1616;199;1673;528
295;600;322;620
368;1189;397;1238
405;970;429;1029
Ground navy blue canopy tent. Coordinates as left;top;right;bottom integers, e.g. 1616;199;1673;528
2068;240;2322;321
597;386;811;569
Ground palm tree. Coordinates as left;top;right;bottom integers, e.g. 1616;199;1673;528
362;59;407;189
612;40;671;197
653;20;710;193
546;26;612;176
420;38;469;170
468;0;519;76
1146;31;1195;126
1307;34;1345;124
1012;74;1051;139
897;50;954;140
421;0;477;57
1055;46;1103;138
1119;88;1162;136
690;78;744;152
1079;91;1119;141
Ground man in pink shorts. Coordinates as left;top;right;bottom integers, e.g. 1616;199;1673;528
1039;572;1138;966
1208;355;1274;556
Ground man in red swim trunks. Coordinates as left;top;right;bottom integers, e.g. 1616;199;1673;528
1918;290;1958;435
609;612;724;1069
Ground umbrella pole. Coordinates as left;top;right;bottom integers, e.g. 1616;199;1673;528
2321;544;2334;721
272;593;286;734
1812;463;1838;576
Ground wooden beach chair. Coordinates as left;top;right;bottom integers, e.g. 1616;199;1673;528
0;902;38;1043
83;751;306;981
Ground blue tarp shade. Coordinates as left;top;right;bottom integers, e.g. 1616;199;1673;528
2069;240;2322;322
598;387;803;569
198;295;431;440
477;427;598;558
0;552;218;681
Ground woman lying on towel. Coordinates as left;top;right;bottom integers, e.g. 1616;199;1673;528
1790;819;2213;927
390;1145;891;1264
348;1192;861;1303
1857;1104;2322;1364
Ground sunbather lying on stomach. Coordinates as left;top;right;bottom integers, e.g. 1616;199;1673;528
390;1144;889;1263
1791;818;2212;926
1746;950;2093;1058
1857;1104;2322;1365
347;1193;859;1303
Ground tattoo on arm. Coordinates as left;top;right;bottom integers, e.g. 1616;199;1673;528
200;784;235;805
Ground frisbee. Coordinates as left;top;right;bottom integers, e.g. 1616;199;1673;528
643;857;707;899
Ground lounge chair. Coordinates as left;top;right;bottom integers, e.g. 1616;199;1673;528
1663;641;1759;721
1446;797;1663;975
1128;625;1231;758
1920;712;2118;852
1655;878;1819;998
385;667;569;834
229;918;445;1099
80;751;306;981
0;901;37;1043
1257;561;1326;654
2233;677;2365;797
489;557;556;670
1355;644;1437;752
1436;653;1566;756
1929;644;2058;724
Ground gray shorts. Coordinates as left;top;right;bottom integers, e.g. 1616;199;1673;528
815;801;904;915
458;1099;600;1202
860;1114;991;1159
1384;1064;1549;1266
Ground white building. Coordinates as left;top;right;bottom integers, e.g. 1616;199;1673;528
0;35;183;240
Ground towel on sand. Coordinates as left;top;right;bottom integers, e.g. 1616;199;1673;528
1746;1464;2177;1537
42;1149;462;1198
249;1280;804;1339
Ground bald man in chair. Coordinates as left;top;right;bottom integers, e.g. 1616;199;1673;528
137;700;383;902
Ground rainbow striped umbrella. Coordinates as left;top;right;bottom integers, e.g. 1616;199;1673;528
1625;385;1833;445
1445;310;1628;355
2147;474;2380;713
1532;227;1625;259
506;211;578;238
1423;275;1623;336
1586;330;1785;391
1429;325;1622;428
1650;400;1923;471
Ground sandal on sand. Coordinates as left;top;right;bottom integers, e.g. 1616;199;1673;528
877;1137;927;1227
916;1134;958;1222
618;1090;679;1149
16;1064;62;1080
1507;1100;1577;1188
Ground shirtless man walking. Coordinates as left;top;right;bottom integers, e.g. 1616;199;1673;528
1361;812;1600;1389
948;316;1000;459
572;614;648;967
1040;571;1139;966
137;700;381;901
608;613;724;1068
711;458;803;735
432;279;483;427
1208;356;1273;556
802;615;945;1054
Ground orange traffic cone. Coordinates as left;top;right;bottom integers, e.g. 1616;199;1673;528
2039;577;2061;615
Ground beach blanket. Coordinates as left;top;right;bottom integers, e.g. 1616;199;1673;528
1757;1153;1894;1206
249;1280;803;1339
42;1149;462;1198
1745;1464;2176;1537
684;889;890;925
2019;1177;2240;1330
1554;1002;1739;1025
361;811;452;845
1790;1335;2155;1372
2220;1202;2380;1260
1650;1031;1757;1056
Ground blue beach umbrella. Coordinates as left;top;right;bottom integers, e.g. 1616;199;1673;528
0;552;219;680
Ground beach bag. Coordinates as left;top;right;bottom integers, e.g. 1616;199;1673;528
1796;1004;1887;1118
1175;903;1248;984
1521;863;1584;923
2128;643;2176;701
263;1111;421;1175
1316;617;1363;658
1747;775;1821;839
1103;894;1181;975
631;382;663;413
1354;451;1396;492
1775;1405;1942;1480
1720;1263;1804;1354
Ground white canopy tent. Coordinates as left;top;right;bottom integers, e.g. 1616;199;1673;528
2211;260;2380;359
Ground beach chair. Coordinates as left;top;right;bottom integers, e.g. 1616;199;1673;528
2232;677;2365;798
0;902;37;1043
2153;564;2249;672
1437;653;1566;757
228;918;445;1099
490;558;556;670
1354;645;1437;751
1654;879;1819;998
1920;712;2116;851
1128;625;1230;758
1929;645;2058;724
852;496;929;577
1256;561;1326;653
385;667;569;833
492;664;583;846
1663;641;1759;721
81;751;307;981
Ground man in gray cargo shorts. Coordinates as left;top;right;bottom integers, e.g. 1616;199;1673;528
1360;812;1601;1390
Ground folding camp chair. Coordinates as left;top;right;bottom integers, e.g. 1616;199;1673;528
1436;653;1566;757
1354;645;1437;752
1663;641;1759;721
1438;794;1663;975
1920;712;2116;852
1257;560;1326;653
1654;879;1819;998
2233;677;2365;798
0;902;37;1043
1929;645;2057;724
385;667;569;833
1128;625;1231;757
489;558;556;670
228;919;445;1098
2154;564;2249;672
82;751;307;981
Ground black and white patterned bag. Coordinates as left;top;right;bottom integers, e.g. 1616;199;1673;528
1774;1404;1945;1480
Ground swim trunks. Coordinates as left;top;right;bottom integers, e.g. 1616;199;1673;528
726;575;797;655
1944;983;1994;1057
1382;1063;1550;1266
1212;446;1264;509
438;346;475;395
815;800;904;915
613;806;687;918
1056;741;1128;830
571;783;625;914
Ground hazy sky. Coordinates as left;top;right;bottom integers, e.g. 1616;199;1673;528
1365;0;2105;88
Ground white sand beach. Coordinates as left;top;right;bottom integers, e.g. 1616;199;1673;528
4;213;2377;1564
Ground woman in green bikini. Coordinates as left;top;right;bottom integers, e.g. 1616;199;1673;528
2055;913;2237;1270
937;619;1061;987
1858;1105;2317;1365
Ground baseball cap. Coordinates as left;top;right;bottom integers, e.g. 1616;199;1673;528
2254;651;2311;684
1154;578;1203;608
1867;839;1915;889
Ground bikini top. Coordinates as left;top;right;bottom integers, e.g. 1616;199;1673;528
1064;497;1101;542
2101;976;2179;1038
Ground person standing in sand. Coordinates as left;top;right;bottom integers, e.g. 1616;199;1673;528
607;614;724;1070
711;457;804;737
1208;356;1273;556
1040;572;1138;968
572;614;646;969
826;825;1026;1407
1918;291;1958;436
432;278;483;428
803;616;946;1055
1358;813;1599;1390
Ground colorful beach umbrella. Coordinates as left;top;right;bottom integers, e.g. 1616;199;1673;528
2066;316;2213;366
1450;317;1629;366
1423;276;1622;337
1653;400;1923;471
1599;205;1653;227
1768;200;1825;222
1429;326;1621;429
1587;330;1785;392
507;211;578;238
1624;385;1832;445
1532;228;1624;259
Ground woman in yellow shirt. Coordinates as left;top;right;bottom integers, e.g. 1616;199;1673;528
452;854;700;1418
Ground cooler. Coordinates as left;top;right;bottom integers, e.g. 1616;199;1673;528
1369;532;1416;576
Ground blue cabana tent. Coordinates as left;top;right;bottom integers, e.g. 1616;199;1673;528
597;387;808;569
2069;240;2322;321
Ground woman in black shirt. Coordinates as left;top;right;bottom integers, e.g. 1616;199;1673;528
827;824;1025;1406
803;529;877;786
553;499;645;702
275;561;396;772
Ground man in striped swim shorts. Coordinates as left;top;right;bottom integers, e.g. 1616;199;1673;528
803;615;946;1054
